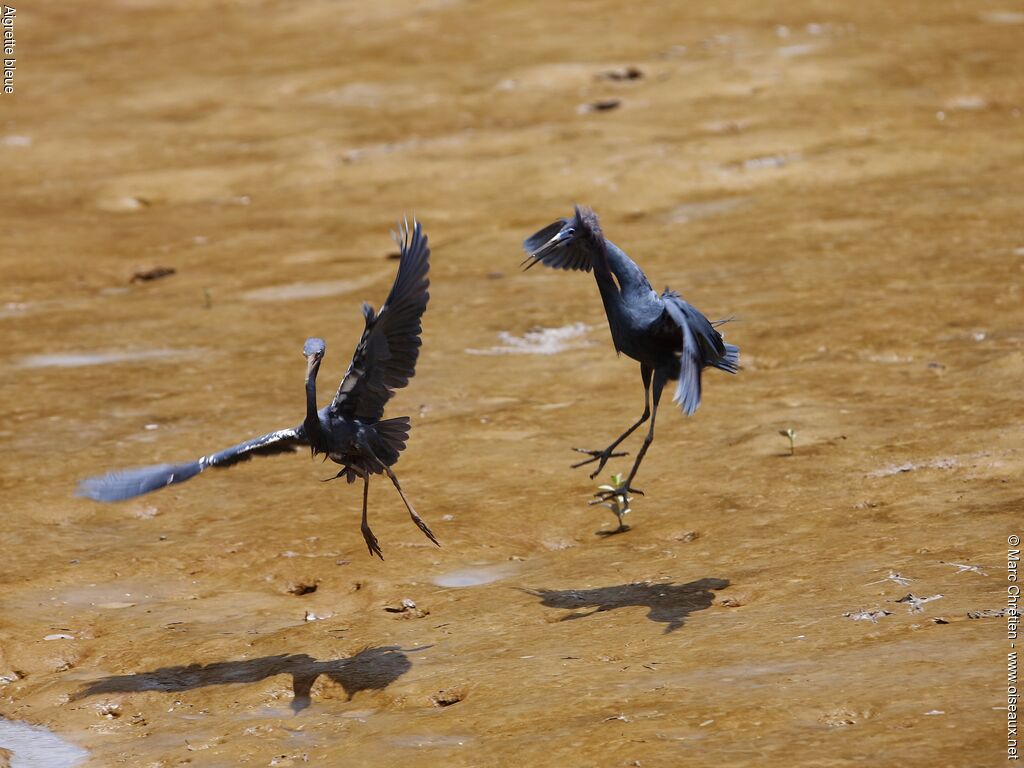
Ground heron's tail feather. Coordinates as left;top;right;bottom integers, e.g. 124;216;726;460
715;343;740;375
368;416;411;468
661;290;739;416
76;461;204;502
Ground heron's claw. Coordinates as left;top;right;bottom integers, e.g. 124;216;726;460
361;523;384;560
571;447;629;478
591;483;644;502
411;515;441;548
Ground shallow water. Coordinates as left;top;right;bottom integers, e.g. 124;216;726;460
432;565;515;588
0;719;88;768
2;1;1022;766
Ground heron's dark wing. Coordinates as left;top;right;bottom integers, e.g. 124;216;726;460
76;426;306;502
330;219;430;421
201;427;307;468
521;218;597;272
660;289;739;416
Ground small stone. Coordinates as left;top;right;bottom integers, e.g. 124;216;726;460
431;688;465;707
600;66;644;81
578;99;622;114
384;598;428;618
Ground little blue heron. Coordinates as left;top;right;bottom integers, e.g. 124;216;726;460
78;219;437;559
522;205;739;501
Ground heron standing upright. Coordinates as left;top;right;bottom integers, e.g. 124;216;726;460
78;219;438;559
522;206;739;502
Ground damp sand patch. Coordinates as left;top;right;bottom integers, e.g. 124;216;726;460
866;451;998;478
242;271;391;303
465;324;593;356
18;348;196;369
666;197;746;224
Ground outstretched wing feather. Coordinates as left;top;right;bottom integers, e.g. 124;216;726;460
330;220;430;421
76;426;306;502
201;427;306;468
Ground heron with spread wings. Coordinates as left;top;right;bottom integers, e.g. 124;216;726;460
522;206;739;503
77;219;437;559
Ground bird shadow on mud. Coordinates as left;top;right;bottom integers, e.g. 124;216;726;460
524;578;729;633
72;645;418;713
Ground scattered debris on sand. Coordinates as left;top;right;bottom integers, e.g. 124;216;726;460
130;266;176;283
895;593;943;613
868;571;912;587
385;598;429;618
967;608;1006;620
844;609;892;623
942;561;989;576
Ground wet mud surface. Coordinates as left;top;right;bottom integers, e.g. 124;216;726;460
2;1;1022;765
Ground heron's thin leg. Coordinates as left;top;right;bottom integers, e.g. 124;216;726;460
621;374;665;492
596;373;665;500
572;364;652;478
360;473;383;560
383;465;440;547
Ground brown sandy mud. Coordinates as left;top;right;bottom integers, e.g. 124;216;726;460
1;1;1022;765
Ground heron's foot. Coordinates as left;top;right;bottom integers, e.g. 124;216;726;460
591;483;644;503
322;466;360;484
361;522;383;560
410;512;441;548
571;447;629;478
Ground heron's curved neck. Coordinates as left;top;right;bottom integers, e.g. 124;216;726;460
304;362;323;438
590;240;624;315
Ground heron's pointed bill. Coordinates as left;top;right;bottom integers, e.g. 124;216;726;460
522;227;574;270
305;353;320;382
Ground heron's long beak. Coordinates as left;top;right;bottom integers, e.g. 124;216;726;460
304;354;320;383
538;228;573;254
523;228;573;269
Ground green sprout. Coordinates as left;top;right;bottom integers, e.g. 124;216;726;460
595;472;632;532
779;428;796;456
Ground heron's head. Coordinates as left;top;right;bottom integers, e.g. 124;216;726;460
303;337;326;359
569;205;603;243
303;337;326;379
525;205;604;261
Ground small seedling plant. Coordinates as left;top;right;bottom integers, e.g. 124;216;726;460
778;428;796;456
592;472;632;531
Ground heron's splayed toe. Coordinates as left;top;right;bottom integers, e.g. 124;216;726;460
570;447;629;478
362;524;384;560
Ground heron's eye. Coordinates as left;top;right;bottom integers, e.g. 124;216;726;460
565;228;575;237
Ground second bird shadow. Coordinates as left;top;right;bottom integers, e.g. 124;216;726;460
524;577;729;633
72;645;415;713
